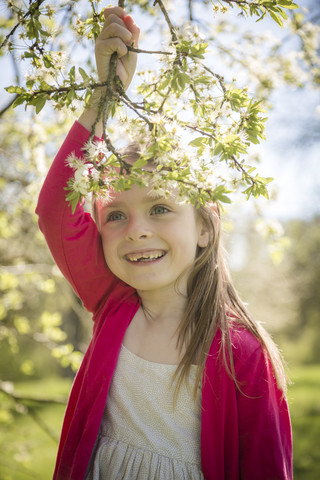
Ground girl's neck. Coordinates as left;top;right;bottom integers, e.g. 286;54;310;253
137;286;187;327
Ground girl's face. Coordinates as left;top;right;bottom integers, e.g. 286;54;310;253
97;184;209;296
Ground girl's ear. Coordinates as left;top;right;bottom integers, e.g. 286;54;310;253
208;202;220;230
198;225;210;248
197;217;210;248
197;203;219;248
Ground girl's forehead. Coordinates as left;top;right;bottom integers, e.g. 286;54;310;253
98;184;196;215
102;184;172;206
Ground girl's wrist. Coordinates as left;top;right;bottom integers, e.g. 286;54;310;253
78;89;105;137
78;108;104;138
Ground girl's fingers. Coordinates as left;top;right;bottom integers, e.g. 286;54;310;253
96;37;128;58
123;15;140;47
99;22;132;44
103;6;125;20
104;13;126;29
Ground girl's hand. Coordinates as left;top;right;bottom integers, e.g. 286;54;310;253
78;7;139;135
95;6;140;91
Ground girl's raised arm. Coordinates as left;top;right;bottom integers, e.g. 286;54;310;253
36;8;140;315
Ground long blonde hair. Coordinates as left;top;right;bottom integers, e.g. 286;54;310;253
92;145;288;400
172;202;288;400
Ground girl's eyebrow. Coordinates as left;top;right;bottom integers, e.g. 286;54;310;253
104;194;165;209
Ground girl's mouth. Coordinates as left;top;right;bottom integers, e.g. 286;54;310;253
125;250;166;263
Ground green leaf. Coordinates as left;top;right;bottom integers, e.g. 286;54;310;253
224;134;239;144
269;11;283;27
66;89;76;105
43;54;54;68
176;73;186;90
34;95;47;114
79;67;89;81
277;0;299;8
195;75;212;85
213;142;223;155
189;137;206;147
255;176;274;184
277;8;288;20
26;79;35;90
84;88;92;106
158;76;170;91
5;86;25;94
69;66;76;82
213;186;232;204
132;157;148;169
243;186;254;200
12;96;26;108
65;190;82;214
24;51;36;59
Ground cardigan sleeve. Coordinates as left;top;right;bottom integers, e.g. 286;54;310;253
235;334;293;480
36;121;120;315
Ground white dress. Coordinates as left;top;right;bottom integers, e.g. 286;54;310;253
86;344;204;480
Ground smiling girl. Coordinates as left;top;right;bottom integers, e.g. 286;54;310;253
36;6;292;480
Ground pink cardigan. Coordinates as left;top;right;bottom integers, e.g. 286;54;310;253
36;121;293;480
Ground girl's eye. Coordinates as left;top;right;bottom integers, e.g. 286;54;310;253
151;205;170;215
106;211;125;222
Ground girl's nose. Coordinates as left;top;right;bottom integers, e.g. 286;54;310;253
125;217;152;242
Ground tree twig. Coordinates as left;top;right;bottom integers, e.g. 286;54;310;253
0;95;18;117
121;94;155;130
0;0;46;50
0;381;67;405
0;381;67;443
153;0;178;44
127;46;173;55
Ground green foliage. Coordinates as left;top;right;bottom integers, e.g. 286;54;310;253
284;217;320;363
2;0;316;210
287;365;320;479
212;0;299;27
0;377;71;479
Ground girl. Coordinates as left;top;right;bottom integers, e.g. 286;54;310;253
36;6;293;480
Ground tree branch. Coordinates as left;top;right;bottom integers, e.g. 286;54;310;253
120;93;155;130
188;0;193;22
154;0;179;44
0;0;46;50
183;123;257;187
0;383;67;405
127;46;173;55
0;380;67;443
0;95;18;117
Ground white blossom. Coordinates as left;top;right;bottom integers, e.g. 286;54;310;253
83;138;107;161
176;22;205;42
66;152;84;170
72;176;89;196
90;167;101;182
147;185;167;198
238;131;249;144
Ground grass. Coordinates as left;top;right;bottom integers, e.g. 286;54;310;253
0;366;319;479
287;365;320;479
0;377;72;480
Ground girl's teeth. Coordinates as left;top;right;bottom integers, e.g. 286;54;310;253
127;252;164;262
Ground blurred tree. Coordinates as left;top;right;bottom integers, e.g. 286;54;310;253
285;216;320;363
228;215;320;365
0;110;90;474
